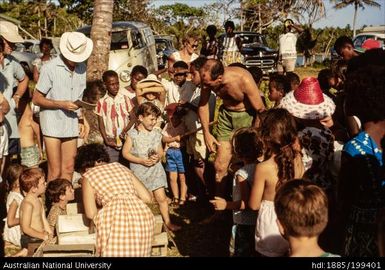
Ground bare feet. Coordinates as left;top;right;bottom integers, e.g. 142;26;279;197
12;248;28;257
165;222;181;232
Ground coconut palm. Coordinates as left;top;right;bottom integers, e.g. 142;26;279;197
331;0;381;37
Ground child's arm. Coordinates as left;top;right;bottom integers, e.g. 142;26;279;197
162;134;181;144
82;177;98;221
7;200;20;227
249;163;267;210
41;202;52;236
20;201;49;240
122;135;156;167
98;115;117;148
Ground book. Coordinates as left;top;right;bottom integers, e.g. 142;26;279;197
74;100;97;110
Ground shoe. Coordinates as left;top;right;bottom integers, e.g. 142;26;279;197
178;199;186;206
170;197;179;208
187;194;197;202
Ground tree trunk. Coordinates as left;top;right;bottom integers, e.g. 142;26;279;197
352;2;358;37
86;0;113;81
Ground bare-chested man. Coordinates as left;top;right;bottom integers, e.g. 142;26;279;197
198;59;265;198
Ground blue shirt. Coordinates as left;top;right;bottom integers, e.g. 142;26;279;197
0;55;26;138
36;55;86;138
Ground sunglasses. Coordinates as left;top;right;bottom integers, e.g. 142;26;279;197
189;43;198;48
174;72;188;77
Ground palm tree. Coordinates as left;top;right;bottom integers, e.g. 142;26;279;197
331;0;381;37
86;0;113;81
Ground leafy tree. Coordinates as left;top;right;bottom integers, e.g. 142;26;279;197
331;0;381;36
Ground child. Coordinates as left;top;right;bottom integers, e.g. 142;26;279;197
3;164;25;257
123;65;148;102
162;104;187;206
268;73;291;107
249;108;304;257
96;70;134;162
248;66;267;108
123;102;181;231
210;127;263;257
275;179;339;257
285;72;300;92
46;178;75;236
19;168;52;254
19;101;42;168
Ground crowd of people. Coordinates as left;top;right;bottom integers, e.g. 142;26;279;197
1;18;384;258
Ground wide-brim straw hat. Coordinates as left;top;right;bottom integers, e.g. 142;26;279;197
279;77;335;120
60;32;93;63
0;21;23;43
136;74;165;96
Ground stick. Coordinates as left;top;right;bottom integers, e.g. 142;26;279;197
181;120;218;138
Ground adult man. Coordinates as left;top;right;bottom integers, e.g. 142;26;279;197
33;32;93;181
278;19;303;74
219;21;242;66
198;59;265;198
0;21;29;175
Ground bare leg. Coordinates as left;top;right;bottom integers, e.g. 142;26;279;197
153;187;181;231
214;140;232;197
44;136;62;181
168;171;179;200
60;138;77;181
178;173;187;203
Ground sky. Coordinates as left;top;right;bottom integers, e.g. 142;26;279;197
152;0;385;29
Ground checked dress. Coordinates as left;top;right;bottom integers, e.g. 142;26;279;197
84;162;155;257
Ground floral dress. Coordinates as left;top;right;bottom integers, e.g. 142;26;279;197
340;131;385;257
84;162;155;257
127;128;168;191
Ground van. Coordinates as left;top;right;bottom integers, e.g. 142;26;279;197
77;21;157;87
353;25;385;50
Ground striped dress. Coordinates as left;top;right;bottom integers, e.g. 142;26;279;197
84;162;155;257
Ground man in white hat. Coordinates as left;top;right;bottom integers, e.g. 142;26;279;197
32;31;93;182
0;21;29;178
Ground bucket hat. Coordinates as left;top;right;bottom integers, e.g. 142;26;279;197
136;74;165;96
0;21;23;43
59;32;93;63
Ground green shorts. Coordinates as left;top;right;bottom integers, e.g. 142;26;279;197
216;106;254;141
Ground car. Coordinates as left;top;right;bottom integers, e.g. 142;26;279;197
353;25;385;51
218;31;278;74
11;39;59;78
154;35;176;69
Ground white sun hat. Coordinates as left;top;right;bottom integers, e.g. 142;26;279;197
59;32;93;63
0;21;23;43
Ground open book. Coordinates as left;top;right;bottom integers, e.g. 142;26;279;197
74;100;97;110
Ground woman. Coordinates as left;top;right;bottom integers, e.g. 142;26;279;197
32;38;54;83
168;34;199;75
74;143;155;257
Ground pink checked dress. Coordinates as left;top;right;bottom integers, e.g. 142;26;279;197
84;162;155;257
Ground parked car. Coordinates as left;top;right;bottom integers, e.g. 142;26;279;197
353;25;385;51
218;31;278;74
154;35;176;69
11;39;59;78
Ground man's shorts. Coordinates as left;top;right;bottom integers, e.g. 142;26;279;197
277;58;296;73
165;148;185;173
186;131;207;161
216;106;254;141
21;145;40;168
8;138;20;156
0;125;9;158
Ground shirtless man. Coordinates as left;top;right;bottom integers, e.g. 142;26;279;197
19;102;42;168
19;168;52;256
198;59;265;198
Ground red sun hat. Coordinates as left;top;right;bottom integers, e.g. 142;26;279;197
279;77;336;120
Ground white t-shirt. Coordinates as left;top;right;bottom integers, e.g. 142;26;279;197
278;32;298;59
161;78;181;106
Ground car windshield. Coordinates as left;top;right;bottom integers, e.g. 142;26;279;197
237;34;268;47
110;30;129;50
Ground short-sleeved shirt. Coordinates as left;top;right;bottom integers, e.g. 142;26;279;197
0;55;26;138
278;32;298;59
162;122;186;149
161;79;180;106
96;91;133;139
36;56;86;138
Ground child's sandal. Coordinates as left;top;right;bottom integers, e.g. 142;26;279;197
178;199;186;206
170;197;179;207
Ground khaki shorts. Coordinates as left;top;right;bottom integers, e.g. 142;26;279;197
216;106;254;141
277;58;296;73
186;131;207;160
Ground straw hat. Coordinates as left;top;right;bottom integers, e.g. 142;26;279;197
279;77;335;120
0;21;23;43
136;74;165;96
59;32;93;63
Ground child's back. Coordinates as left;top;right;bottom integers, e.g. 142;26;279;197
4;191;24;247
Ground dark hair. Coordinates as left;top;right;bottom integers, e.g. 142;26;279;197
203;59;224;80
206;25;217;36
6;164;25;192
131;65;148;78
224;20;235;29
191;56;207;70
248;66;263;85
102;70;118;82
19;168;45;193
136;102;161;118
345;49;385;123
173;60;188;70
74;144;110;174
83;80;106;104
39;38;53;51
269;73;291;95
317;69;333;92
232;127;263;162
334;36;354;55
46;178;72;203
275;179;328;237
228;62;247;69
0;37;5;53
286;72;300;86
261;108;298;189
